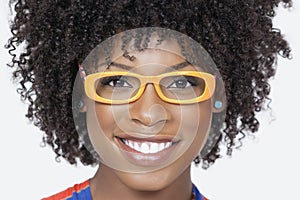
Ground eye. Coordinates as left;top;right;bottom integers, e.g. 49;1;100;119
167;77;199;89
101;76;133;88
168;79;191;88
109;79;131;87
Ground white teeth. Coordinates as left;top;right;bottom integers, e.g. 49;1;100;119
141;143;150;154
124;139;129;146
165;142;172;148
128;141;134;149
122;139;173;154
149;143;159;153
159;143;165;151
134;142;139;151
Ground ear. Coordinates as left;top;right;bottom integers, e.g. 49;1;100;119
211;76;226;113
212;97;226;113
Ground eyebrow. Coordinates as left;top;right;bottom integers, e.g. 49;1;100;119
107;61;191;70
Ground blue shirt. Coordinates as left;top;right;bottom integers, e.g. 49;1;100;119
42;179;208;200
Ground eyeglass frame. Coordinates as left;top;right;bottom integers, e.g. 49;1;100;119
78;64;216;104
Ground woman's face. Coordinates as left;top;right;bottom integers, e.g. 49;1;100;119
82;38;214;191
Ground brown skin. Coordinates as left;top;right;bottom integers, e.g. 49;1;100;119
90;164;193;200
82;41;213;199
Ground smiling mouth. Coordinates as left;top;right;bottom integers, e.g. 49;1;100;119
118;137;175;154
115;135;180;153
114;135;180;166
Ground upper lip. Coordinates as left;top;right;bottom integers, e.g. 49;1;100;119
115;133;181;143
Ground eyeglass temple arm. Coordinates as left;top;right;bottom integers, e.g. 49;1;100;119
78;63;87;82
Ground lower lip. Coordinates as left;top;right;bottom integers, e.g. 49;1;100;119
115;137;179;167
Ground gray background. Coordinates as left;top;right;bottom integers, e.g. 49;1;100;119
1;1;299;199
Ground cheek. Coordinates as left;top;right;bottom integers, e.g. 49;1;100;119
93;103;135;139
85;102;118;140
94;104;131;135
179;101;213;152
95;104;115;134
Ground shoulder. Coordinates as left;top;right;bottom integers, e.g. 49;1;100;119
42;179;91;200
192;183;209;200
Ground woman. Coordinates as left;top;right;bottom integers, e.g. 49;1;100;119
6;0;292;199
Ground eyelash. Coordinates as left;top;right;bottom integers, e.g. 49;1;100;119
100;76;132;88
167;77;199;88
99;76;201;89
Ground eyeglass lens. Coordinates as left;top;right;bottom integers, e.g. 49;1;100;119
95;75;206;101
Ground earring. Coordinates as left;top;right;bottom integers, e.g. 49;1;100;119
214;101;223;109
79;100;84;108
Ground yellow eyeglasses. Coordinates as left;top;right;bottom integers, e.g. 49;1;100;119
80;68;216;105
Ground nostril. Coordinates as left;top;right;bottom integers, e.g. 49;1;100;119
130;103;169;127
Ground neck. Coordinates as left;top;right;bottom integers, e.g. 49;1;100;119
90;164;193;200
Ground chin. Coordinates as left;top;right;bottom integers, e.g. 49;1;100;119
115;162;191;192
116;168;178;192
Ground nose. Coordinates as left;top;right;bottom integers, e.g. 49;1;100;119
129;84;170;127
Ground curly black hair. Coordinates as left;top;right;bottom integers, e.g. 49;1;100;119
6;0;292;169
